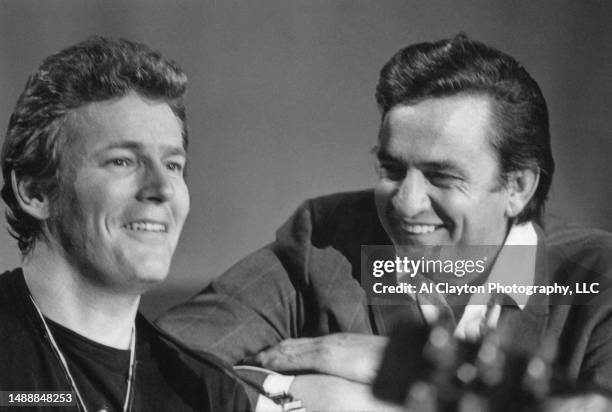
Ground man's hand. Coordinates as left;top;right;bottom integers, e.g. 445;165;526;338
253;333;389;384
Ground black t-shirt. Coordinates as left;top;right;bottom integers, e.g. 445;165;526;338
0;268;252;412
47;318;131;412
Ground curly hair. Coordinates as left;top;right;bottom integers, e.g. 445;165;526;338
1;36;188;254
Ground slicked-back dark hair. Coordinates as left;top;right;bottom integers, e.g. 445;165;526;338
1;36;188;255
375;34;554;224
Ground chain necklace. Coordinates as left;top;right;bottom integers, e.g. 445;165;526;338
29;295;136;412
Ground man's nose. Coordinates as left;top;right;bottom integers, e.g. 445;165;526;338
392;170;431;217
137;162;174;203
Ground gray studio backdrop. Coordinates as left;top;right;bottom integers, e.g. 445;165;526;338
0;1;610;318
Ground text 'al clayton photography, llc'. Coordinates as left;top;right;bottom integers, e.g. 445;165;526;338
360;245;606;307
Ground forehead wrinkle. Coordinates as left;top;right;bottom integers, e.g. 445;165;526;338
379;95;498;171
64;96;185;155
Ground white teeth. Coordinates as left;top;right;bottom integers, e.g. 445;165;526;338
124;222;167;232
403;224;438;234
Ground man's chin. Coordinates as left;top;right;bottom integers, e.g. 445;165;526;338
123;259;171;290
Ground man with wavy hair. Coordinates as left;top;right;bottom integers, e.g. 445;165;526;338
0;37;250;411
159;34;612;409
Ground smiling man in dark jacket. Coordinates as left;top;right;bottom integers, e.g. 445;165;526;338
159;34;612;410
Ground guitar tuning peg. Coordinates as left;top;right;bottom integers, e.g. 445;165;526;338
457;391;488;412
523;355;551;400
476;333;506;387
423;325;456;370
404;381;438;412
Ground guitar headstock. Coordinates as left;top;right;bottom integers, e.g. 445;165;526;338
373;320;560;411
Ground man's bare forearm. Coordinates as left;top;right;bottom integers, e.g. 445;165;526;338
255;333;389;384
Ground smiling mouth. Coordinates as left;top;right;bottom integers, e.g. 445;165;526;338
123;221;168;233
399;223;444;234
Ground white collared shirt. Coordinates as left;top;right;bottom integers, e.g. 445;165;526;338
255;223;539;409
405;222;538;340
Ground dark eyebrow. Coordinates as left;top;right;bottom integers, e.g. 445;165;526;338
95;141;142;154
375;149;465;174
422;159;464;173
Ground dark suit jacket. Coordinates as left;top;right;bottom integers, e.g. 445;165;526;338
157;190;612;390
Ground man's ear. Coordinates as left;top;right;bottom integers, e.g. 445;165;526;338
504;168;540;218
11;171;51;220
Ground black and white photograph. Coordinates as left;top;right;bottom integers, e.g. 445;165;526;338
0;1;611;411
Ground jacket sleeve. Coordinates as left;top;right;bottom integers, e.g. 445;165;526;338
156;201;316;365
576;264;612;392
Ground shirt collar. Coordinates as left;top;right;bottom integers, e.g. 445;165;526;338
480;221;538;309
452;222;538;339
